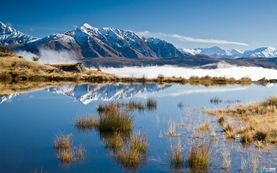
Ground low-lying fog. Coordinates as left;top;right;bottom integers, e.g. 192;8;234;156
100;65;277;80
14;49;277;80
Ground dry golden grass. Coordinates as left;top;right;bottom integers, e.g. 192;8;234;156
115;148;142;170
186;142;210;170
204;97;277;146
0;55;260;96
170;142;184;168
58;149;74;163
97;103;133;133
130;133;147;154
103;132;124;150
165;121;184;137
53;134;85;164
75;116;98;130
53;134;72;150
197;123;210;132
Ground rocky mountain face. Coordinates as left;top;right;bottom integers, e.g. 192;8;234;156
0;22;37;46
2;21;183;59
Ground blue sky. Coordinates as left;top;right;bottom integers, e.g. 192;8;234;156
1;0;277;50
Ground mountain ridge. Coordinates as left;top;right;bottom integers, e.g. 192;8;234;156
180;46;277;58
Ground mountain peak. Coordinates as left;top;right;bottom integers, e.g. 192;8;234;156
0;21;36;45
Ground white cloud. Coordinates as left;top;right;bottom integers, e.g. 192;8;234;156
16;48;77;64
137;30;249;46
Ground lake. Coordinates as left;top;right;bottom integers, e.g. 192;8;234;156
1;83;277;173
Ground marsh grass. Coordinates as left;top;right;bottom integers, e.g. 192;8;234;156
75;116;98;130
166;121;184;137
103;132;124;150
186;142;210;170
58;149;74;163
130;133;147;154
97;103;133;133
53;134;85;164
204;97;277;146
170;142;184;168
53;134;72;150
115;148;142;170
197;123;210;132
113;133;147;170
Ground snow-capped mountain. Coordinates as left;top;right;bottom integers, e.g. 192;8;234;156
243;47;277;58
2;21;277;59
179;46;243;58
0;22;37;46
180;46;277;58
49;83;169;104
15;23;183;59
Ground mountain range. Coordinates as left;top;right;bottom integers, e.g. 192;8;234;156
180;46;277;58
0;21;184;59
1;21;277;59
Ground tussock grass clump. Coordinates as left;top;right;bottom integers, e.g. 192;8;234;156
223;124;236;139
130;134;147;154
146;99;157;110
58;149;74;163
75;116;98;130
240;131;253;145
53;134;72;150
115;148;142;170
170;142;184;168
197;123;210;132
53;134;85;164
104;132;124;150
97;102;133;133
98;111;132;133
186;142;210;170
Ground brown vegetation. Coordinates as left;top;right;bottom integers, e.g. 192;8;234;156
170;142;184;168
197;123;210;132
53;134;85;164
204;97;277;147
186;142;210;171
0;53;267;97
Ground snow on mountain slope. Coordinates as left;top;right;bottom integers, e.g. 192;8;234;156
243;47;277;58
15;23;182;59
180;46;277;58
0;22;37;45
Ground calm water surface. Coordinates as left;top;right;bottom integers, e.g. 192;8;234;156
1;84;277;173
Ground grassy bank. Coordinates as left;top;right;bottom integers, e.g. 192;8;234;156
204;97;277;147
0;52;275;96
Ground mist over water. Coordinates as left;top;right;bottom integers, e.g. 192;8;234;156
100;65;277;80
16;48;77;64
